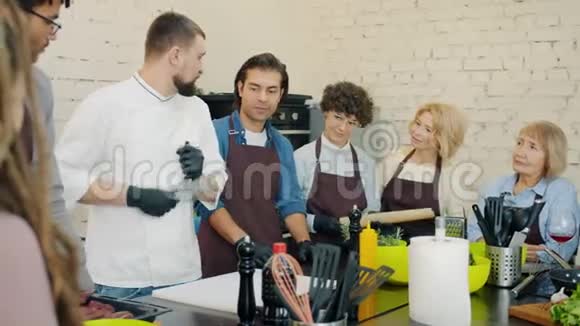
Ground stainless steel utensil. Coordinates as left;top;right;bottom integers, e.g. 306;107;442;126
544;248;572;270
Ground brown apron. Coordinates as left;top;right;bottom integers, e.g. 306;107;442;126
380;149;441;239
306;138;367;245
198;116;283;278
525;193;545;245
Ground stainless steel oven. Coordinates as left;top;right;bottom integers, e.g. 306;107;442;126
200;93;313;150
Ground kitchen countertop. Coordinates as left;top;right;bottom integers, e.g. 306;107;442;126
138;284;548;325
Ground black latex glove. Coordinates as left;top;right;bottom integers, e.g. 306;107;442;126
313;215;342;237
126;185;178;217
236;238;273;268
176;142;204;180
297;240;313;263
341;238;355;252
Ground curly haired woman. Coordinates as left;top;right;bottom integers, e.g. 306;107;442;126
294;81;379;245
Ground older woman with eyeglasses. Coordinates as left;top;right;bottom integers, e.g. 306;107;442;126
468;121;580;263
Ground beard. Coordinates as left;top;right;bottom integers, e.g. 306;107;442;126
173;75;197;97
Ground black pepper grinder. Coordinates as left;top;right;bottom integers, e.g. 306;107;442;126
347;205;362;322
237;236;256;326
348;205;363;255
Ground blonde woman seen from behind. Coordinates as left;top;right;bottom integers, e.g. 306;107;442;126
0;1;81;325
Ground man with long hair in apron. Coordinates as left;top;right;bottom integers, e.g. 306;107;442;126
197;53;312;278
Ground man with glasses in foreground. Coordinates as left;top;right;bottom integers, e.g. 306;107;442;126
18;0;63;61
15;0;94;291
25;8;61;32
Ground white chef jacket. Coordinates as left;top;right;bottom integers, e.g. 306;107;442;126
56;73;227;287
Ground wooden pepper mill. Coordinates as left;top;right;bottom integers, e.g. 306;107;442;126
237;237;256;326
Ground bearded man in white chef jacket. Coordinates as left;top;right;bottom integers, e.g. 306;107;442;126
56;12;227;299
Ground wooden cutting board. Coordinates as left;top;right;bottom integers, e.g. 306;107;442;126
509;302;556;326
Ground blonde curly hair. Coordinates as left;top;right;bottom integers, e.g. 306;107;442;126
409;102;468;160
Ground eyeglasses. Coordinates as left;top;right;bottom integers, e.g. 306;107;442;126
333;113;360;128
26;10;62;35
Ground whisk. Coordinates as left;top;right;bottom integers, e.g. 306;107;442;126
271;253;314;323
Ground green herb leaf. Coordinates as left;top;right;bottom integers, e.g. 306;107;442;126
551;285;580;325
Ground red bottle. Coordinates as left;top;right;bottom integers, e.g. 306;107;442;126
262;242;290;325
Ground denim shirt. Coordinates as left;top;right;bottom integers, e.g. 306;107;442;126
196;110;306;221
468;174;580;263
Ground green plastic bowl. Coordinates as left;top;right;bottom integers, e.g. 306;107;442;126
376;240;408;285
376;241;492;292
468;255;491;293
84;320;155;326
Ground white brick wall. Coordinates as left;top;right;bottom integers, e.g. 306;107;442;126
312;0;580;201
39;0;325;227
38;0;323;137
40;0;580;210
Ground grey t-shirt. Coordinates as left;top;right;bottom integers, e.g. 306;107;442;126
33;67;94;291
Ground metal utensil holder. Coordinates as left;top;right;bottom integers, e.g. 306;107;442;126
486;245;522;287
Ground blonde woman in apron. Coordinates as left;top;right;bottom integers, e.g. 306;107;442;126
379;103;468;240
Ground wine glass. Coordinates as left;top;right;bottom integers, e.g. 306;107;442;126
547;209;578;260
